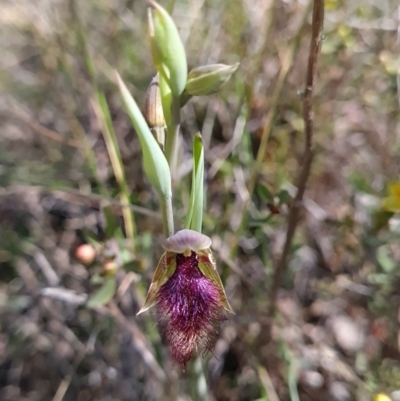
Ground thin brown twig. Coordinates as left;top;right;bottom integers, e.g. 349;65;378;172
232;1;312;241
269;0;325;313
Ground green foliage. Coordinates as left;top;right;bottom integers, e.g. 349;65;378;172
148;1;187;96
86;276;117;308
184;134;205;233
116;73;172;203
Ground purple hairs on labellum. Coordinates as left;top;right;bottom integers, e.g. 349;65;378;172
157;251;225;365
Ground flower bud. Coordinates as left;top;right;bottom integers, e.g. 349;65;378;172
144;74;166;149
148;1;187;96
138;229;233;365
185;63;239;96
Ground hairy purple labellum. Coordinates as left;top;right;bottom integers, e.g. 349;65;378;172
157;251;225;364
138;229;233;365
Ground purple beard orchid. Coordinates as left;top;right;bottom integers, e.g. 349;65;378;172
138;229;233;365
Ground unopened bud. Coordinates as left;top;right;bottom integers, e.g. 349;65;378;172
144;74;166;149
185;63;239;96
148;1;187;96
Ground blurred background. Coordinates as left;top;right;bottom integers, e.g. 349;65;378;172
1;0;400;400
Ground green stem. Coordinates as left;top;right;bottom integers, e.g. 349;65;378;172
165;95;181;173
188;357;208;401
160;197;174;237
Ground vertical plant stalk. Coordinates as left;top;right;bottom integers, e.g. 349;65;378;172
188;357;208;401
269;0;325;313
164;95;181;172
160;196;174;237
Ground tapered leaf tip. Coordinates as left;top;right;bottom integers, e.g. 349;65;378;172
114;71;123;87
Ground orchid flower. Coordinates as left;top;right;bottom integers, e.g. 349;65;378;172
138;229;233;365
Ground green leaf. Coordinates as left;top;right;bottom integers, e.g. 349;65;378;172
184;133;204;232
86;276;116;308
116;73;172;202
148;1;187;96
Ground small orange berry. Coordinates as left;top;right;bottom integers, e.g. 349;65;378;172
75;244;96;266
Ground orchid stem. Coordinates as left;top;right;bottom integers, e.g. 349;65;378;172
189;357;208;401
160;196;174;237
165;95;180;175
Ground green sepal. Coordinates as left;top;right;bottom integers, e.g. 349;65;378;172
137;251;176;314
197;249;234;314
